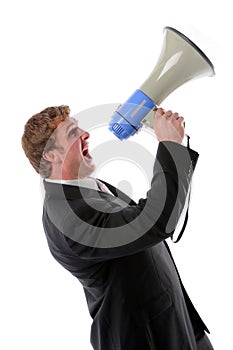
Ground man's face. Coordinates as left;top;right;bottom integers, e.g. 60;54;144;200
53;118;96;179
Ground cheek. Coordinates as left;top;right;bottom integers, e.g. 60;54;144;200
65;140;82;162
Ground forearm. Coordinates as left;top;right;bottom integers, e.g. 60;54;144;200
148;141;198;234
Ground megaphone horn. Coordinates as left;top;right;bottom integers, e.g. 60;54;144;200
108;26;215;140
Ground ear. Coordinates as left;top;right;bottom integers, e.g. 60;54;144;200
42;150;61;164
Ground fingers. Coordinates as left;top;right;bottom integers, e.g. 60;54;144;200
173;114;184;125
155;108;184;123
153;107;185;144
155;107;165;117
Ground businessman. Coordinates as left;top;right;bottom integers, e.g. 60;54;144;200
22;105;214;349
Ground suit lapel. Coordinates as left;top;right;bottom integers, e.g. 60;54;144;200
99;179;136;206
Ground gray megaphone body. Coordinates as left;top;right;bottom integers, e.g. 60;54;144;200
108;27;215;140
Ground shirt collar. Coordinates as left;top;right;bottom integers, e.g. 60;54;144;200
44;177;99;191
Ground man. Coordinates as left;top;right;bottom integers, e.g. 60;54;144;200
21;105;213;349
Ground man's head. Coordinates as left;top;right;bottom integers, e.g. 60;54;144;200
21;105;95;179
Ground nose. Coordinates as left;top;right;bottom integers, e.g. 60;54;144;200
79;129;90;140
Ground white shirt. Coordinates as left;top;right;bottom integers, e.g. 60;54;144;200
45;177;114;195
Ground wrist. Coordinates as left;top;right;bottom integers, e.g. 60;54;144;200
157;137;183;144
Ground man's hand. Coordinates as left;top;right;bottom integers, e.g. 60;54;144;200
153;108;185;144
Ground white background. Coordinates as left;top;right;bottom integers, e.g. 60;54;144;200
0;0;232;349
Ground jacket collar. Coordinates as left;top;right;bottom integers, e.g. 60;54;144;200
43;179;136;206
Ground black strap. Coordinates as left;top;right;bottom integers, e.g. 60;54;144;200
171;190;191;243
186;134;190;149
171;134;192;243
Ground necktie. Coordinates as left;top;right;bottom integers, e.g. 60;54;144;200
96;179;114;195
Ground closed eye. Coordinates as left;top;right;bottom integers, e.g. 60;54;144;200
68;127;79;138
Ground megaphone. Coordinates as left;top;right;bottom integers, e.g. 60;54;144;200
108;26;215;140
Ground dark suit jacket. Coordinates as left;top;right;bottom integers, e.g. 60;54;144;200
42;142;209;350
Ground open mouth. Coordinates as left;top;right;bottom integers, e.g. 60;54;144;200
82;142;92;159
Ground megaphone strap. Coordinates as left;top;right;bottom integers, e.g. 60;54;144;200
172;134;192;243
171;195;190;243
186;134;190;149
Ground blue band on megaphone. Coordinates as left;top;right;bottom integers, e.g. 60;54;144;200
108;89;156;140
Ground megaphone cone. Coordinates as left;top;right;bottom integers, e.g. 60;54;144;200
109;27;215;140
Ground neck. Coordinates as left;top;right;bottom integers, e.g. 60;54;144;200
48;165;78;180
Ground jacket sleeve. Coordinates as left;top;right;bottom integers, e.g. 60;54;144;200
44;141;199;261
